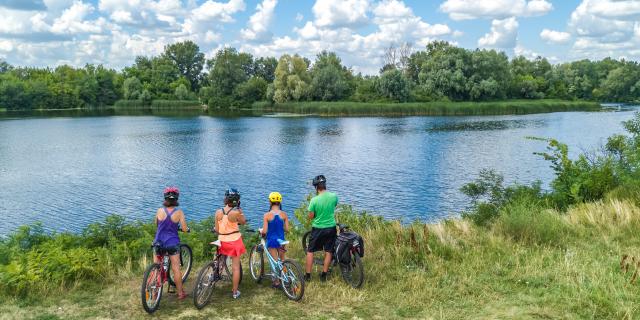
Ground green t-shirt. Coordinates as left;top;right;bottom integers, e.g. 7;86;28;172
308;191;338;228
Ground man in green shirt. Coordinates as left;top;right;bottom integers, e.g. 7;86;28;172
305;175;339;282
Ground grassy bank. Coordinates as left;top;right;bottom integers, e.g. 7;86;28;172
113;100;202;110
2;199;640;319
253;99;601;116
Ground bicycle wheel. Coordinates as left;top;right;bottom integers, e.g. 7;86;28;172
340;252;364;289
301;231;311;252
223;255;243;285
249;244;264;283
192;261;217;309
141;263;163;314
280;259;305;301
169;244;193;286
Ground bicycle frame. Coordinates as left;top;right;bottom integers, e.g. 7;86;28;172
258;238;289;283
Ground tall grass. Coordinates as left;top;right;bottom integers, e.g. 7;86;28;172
4;199;640;318
253;99;600;116
113;100;202;109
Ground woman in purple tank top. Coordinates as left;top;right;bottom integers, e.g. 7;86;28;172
154;187;190;300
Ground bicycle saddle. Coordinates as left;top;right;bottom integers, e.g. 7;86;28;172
337;223;349;230
210;240;222;247
278;239;289;245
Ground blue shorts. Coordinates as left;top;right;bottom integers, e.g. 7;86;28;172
266;238;285;249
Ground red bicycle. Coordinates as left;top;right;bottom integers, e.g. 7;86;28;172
141;241;193;314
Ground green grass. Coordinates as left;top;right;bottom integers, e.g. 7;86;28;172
253;99;601;116
3;200;640;319
113;100;202;109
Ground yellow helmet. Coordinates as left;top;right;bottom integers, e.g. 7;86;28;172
269;192;282;203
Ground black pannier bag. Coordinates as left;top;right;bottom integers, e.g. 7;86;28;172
335;231;365;265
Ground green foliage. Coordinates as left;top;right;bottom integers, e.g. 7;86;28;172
463;112;640;227
273;54;311;103
3;42;640;111
162;41;205;90
123;77;142;100
309;51;354;101
174;84;189;100
378;69;411;102
234;76;268;105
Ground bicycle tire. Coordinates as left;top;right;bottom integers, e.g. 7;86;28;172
249;244;264;283
280;259;305;301
301;231;311;252
169;244;193;286
141;263;163;314
192;261;217;310
340;252;365;289
223;255;243;285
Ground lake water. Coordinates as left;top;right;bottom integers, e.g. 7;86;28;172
0;107;637;234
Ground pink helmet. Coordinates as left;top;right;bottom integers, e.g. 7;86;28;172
163;187;180;199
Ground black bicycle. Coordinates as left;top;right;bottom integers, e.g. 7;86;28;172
302;224;364;288
192;237;242;309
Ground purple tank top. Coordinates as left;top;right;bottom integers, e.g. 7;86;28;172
154;207;180;247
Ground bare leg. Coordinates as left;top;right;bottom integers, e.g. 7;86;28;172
269;248;281;285
305;252;314;274
232;256;241;294
169;255;184;295
322;251;332;273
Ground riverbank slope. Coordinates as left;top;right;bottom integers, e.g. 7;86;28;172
2;199;640;319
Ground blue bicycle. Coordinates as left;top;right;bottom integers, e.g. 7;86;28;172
248;229;305;301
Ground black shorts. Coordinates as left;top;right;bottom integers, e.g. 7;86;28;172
154;245;180;256
307;226;337;253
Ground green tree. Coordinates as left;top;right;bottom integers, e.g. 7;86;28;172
162;41;205;90
253;57;278;82
234;76;268;105
309;51;354;101
273;54;311;103
123;77;142;100
378;69;411;102
174;84;189;100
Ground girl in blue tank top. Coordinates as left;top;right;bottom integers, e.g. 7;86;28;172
261;192;290;287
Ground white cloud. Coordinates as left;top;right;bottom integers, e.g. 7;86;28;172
295;13;303;22
240;0;277;42
478;17;518;49
0;40;14;52
312;0;369;28
567;0;640;62
440;0;552;20
540;29;570;44
51;1;102;34
242;0;452;75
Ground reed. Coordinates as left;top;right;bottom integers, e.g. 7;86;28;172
253;99;601;116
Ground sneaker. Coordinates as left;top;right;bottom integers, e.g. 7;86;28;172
320;272;327;282
177;291;188;300
304;273;311;282
232;290;241;299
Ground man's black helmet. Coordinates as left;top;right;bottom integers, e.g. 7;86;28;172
225;188;241;207
312;175;327;187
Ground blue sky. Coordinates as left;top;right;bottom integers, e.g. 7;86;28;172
0;0;638;74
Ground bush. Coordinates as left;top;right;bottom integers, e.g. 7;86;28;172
494;200;570;246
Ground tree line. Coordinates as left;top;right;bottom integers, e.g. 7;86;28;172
1;41;639;111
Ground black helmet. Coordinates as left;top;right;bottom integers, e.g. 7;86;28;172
312;175;326;187
224;188;241;207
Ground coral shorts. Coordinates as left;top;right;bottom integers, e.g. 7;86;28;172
219;238;246;257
